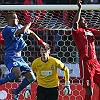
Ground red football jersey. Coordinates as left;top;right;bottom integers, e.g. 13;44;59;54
72;28;98;60
0;33;4;45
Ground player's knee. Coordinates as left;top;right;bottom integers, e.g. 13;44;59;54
13;71;21;78
12;67;21;78
14;73;21;79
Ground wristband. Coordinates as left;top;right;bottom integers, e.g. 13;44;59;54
39;39;43;44
65;81;70;86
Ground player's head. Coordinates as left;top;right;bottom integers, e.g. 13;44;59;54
79;16;88;29
5;12;19;26
40;44;50;60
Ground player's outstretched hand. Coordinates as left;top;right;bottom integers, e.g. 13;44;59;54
63;82;71;95
30;16;39;23
77;0;82;8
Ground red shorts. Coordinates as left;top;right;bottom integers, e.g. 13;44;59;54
79;59;100;88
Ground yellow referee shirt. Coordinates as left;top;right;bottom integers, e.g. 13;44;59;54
31;56;65;88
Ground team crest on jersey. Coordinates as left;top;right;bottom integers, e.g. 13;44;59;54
11;29;15;32
13;62;18;66
37;65;41;67
51;65;54;70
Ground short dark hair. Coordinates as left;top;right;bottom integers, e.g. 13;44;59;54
40;44;50;50
5;11;16;22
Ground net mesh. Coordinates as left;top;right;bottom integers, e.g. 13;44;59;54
0;10;100;29
0;9;100;100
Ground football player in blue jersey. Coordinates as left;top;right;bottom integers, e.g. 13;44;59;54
1;12;47;100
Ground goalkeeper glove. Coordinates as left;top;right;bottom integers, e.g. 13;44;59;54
63;81;71;95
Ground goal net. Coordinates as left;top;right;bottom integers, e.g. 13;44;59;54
0;4;100;100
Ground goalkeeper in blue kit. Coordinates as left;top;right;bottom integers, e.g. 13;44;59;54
1;12;47;100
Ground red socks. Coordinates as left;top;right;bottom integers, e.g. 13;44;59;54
98;90;100;100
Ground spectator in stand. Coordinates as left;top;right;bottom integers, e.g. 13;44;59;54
17;0;24;4
90;0;99;3
1;0;4;4
83;0;99;4
9;0;14;4
83;0;90;4
1;0;24;5
42;0;68;4
1;0;9;4
68;0;77;4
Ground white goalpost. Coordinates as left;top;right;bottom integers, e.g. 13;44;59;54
0;5;100;30
0;4;100;10
0;4;100;100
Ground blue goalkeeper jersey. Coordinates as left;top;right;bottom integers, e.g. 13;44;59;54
2;24;28;56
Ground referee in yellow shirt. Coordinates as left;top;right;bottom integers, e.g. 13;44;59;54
31;44;71;100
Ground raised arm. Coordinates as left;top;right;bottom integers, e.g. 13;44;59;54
15;17;36;35
72;0;82;30
28;29;46;46
15;15;39;35
15;22;32;35
15;16;47;45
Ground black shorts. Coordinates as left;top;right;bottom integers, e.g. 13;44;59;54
36;85;59;100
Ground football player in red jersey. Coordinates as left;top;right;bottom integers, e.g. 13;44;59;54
72;0;100;100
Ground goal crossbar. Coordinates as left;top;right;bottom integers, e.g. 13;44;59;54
0;4;100;10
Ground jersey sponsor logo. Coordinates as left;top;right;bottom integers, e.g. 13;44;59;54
41;70;52;76
86;80;90;86
37;65;42;67
85;30;94;36
13;62;18;66
51;65;54;70
11;29;15;32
